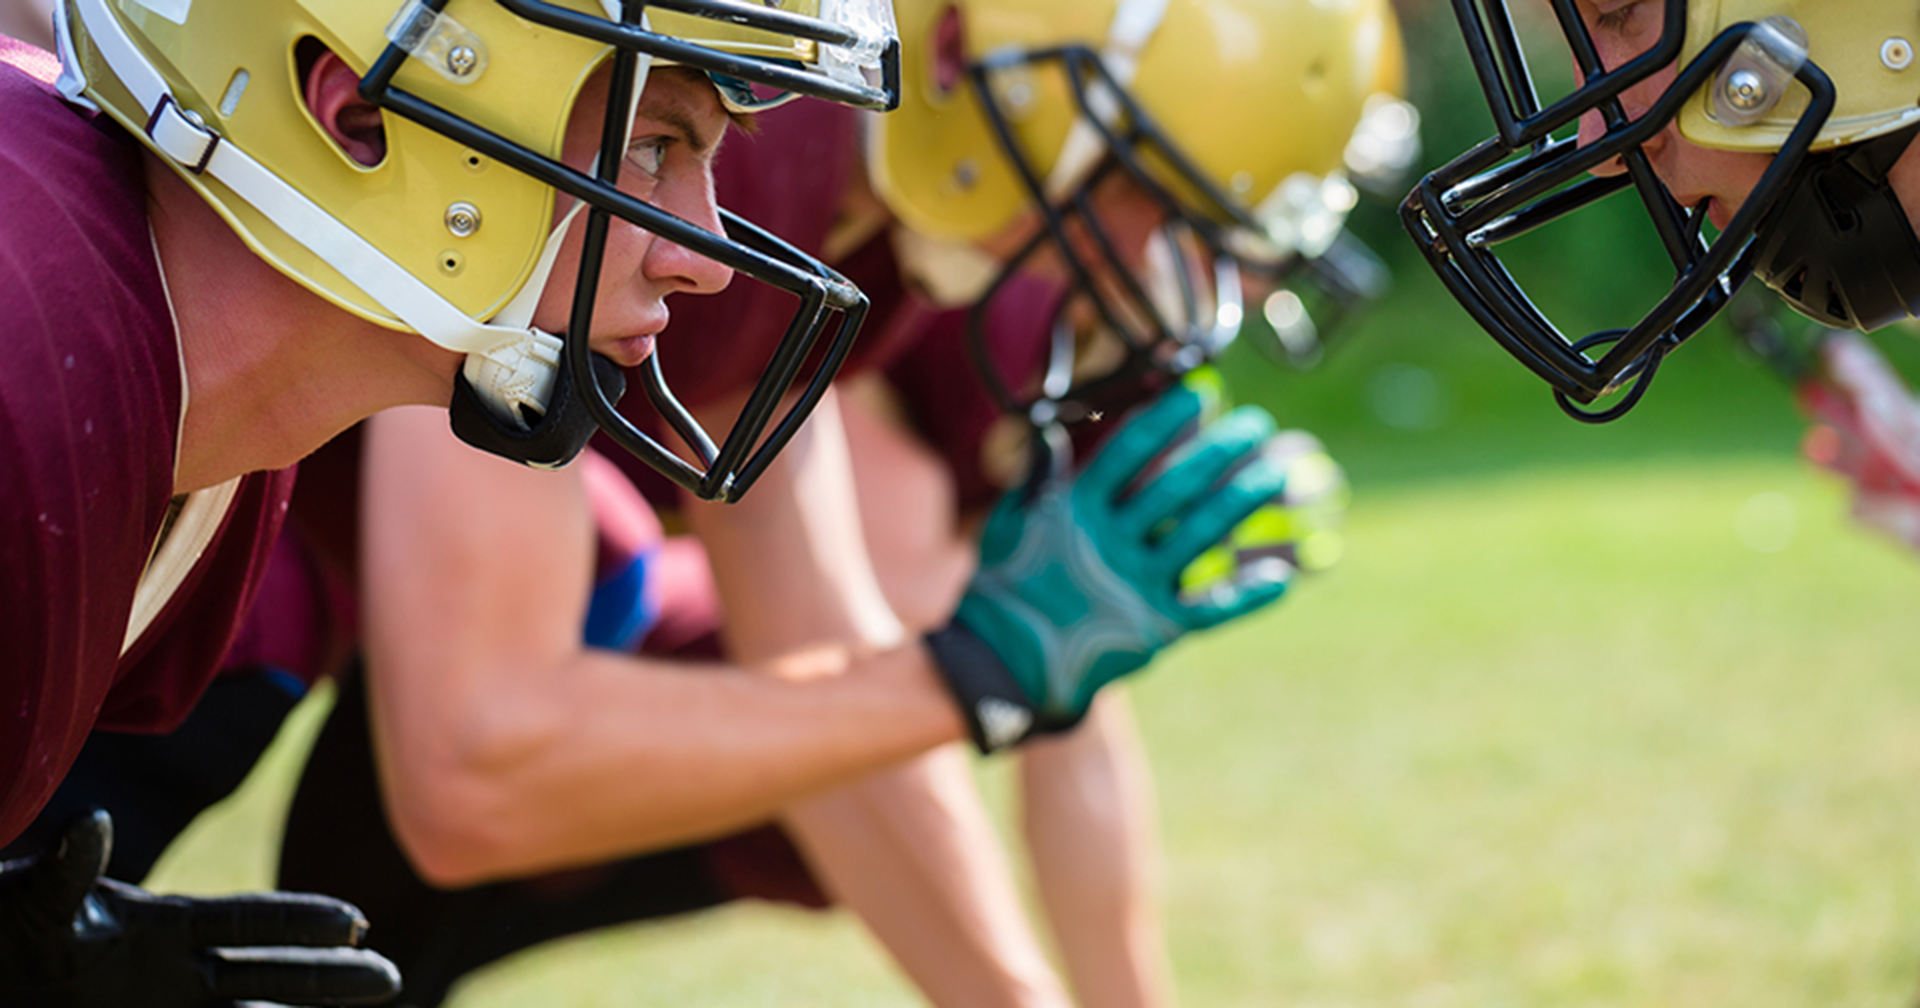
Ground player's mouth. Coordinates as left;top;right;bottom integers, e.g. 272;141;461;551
602;333;656;369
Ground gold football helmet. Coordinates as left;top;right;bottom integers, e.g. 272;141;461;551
56;0;899;499
868;0;1406;423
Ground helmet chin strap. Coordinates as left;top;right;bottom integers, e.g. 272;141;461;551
448;43;653;468
64;0;654;467
1755;123;1920;331
891;224;1002;307
457;200;588;429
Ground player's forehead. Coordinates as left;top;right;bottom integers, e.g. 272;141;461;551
566;64;729;155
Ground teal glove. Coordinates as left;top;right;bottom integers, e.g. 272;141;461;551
927;382;1293;751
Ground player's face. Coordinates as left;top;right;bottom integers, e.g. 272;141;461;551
1574;0;1770;230
534;66;734;367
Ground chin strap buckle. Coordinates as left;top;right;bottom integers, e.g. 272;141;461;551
144;94;218;174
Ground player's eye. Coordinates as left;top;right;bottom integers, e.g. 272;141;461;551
626;137;668;178
1591;0;1644;33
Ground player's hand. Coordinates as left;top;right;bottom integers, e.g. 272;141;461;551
928;381;1293;751
0;809;400;1007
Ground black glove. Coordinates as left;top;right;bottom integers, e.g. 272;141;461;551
0;809;400;1007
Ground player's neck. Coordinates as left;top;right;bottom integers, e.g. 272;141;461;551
145;155;462;493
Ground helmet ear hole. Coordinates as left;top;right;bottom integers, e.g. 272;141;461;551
932;5;966;97
297;38;388;168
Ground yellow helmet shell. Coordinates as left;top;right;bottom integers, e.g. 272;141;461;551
1679;1;1920;153
65;0;862;332
868;0;1404;246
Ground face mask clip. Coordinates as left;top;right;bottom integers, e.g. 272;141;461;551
385;0;489;84
1709;15;1807;128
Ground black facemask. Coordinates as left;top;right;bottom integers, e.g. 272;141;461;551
1402;1;1842;422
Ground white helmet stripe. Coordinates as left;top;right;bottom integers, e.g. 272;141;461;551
1041;0;1169;199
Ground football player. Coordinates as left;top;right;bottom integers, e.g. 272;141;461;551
1404;0;1920;421
0;0;897;1003
263;0;1402;1005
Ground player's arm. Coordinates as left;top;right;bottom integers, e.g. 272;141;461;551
358;405;963;886
361;379;1281;887
1019;694;1173;1008
680;386;1069;1008
840;377;1173;1008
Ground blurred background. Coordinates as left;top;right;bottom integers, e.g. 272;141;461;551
146;2;1920;1004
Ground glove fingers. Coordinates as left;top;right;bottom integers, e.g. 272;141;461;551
1076;384;1203;499
186;891;371;948
1154;454;1289;579
1117;406;1277;536
1182;568;1291;630
19;809;113;921
203;946;402;1006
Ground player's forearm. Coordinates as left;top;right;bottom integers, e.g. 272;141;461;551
1021;694;1173;1008
379;643;964;887
782;747;1072;1008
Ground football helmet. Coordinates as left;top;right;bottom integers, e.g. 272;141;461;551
868;0;1405;425
1403;1;1920;421
55;0;900;500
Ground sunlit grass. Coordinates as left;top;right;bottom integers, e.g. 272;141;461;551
149;454;1920;1006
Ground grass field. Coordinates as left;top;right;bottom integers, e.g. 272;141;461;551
147;452;1920;1006
142;258;1920;1005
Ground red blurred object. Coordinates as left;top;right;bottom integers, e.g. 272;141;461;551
1794;332;1920;550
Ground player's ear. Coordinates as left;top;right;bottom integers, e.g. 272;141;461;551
302;45;387;167
931;4;965;96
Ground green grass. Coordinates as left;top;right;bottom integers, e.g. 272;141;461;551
141;162;1920;1001
147;451;1920;1006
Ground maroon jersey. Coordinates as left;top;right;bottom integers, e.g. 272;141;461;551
881;280;1069;513
0;39;294;845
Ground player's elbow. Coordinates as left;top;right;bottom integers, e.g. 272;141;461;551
387;793;517;888
380;705;567;888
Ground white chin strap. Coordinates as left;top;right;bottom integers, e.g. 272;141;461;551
1040;0;1169;201
459;200;589;424
61;0;651;428
891;224;1003;308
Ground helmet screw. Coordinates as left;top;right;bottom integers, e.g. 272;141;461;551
953;159;979;190
1723;69;1766;112
445;202;482;238
1884;38;1914;71
447;45;479;77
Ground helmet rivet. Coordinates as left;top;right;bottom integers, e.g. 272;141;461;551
953;159;979;190
1230;171;1254;195
447;45;479;77
1724;68;1766;112
1884;38;1914;71
445;202;481;238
